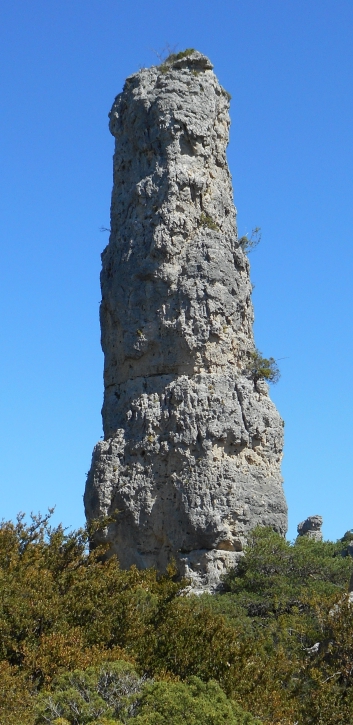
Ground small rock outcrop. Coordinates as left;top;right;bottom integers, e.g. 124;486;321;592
84;50;287;589
297;515;323;542
340;530;353;558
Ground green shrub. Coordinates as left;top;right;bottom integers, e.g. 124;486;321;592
158;48;196;74
35;667;259;725
129;677;260;724
2;513;353;724
164;48;195;63
223;526;351;613
244;348;280;384
0;512;184;685
238;227;261;253
34;661;144;724
199;212;219;231
0;660;35;725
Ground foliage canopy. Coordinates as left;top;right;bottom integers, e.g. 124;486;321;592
35;668;259;725
1;513;353;724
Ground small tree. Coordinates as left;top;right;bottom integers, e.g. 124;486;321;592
245;349;280;385
238;227;261;253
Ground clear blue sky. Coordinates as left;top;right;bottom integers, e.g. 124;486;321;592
1;0;352;542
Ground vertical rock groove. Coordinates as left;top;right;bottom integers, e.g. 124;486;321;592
84;50;287;590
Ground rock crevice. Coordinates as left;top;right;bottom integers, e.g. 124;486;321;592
84;50;287;590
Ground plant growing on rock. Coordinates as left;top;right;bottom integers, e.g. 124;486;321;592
244;349;280;385
238;227;261;253
158;48;196;73
199;212;219;231
164;48;196;63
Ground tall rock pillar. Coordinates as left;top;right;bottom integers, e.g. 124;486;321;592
84;50;287;589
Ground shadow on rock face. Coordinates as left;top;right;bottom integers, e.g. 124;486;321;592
85;50;287;591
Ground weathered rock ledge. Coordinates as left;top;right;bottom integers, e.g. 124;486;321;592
84;50;287;590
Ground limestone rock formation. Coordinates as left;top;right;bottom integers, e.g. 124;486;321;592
297;516;323;542
84;50;287;589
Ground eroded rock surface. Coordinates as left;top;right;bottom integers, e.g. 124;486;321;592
297;516;323;542
84;50;287;590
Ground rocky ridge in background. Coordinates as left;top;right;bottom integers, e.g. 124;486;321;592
84;50;287;590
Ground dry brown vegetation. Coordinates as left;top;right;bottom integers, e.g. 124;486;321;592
1;513;353;723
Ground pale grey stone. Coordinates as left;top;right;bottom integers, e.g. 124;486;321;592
305;642;320;656
84;50;287;590
297;515;323;542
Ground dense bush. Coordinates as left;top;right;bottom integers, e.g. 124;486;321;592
223;525;351;611
35;665;259;725
0;513;353;724
34;660;145;724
